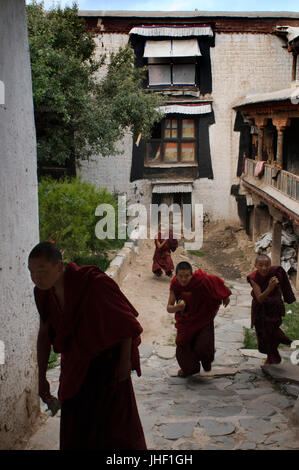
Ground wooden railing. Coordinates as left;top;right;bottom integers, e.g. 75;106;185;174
243;158;299;202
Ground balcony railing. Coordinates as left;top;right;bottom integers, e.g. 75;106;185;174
243;158;299;202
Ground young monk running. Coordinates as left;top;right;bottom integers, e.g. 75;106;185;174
152;225;177;278
247;254;296;365
28;241;147;450
167;261;231;377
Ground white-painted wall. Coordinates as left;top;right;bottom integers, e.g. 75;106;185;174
79;28;292;223
0;0;40;449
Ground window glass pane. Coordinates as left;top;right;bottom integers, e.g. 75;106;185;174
147;142;162;163
165;120;177;138
181;143;195;162
164;143;178;162
173;64;195;85
148;65;171;85
182;120;195;138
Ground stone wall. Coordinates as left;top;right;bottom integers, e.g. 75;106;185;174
0;0;40;449
78;24;292;224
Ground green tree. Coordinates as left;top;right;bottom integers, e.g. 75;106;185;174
38;176;123;263
26;1;163;174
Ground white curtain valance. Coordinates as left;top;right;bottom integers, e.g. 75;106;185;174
129;25;213;37
144;39;201;58
158;104;212;115
152;183;193;193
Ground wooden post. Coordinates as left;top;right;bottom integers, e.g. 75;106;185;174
272;219;282;266
254;116;267;162
276;129;284;167
272;115;291;168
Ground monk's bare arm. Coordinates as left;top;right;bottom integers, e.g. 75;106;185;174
156;239;167;249
167;290;185;313
250;278;278;303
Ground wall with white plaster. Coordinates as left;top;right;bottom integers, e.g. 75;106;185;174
79;28;292;224
0;0;40;449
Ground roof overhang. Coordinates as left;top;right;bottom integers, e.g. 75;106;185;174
233;86;299;109
78;11;299;19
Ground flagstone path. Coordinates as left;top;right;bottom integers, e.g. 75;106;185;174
20;240;299;450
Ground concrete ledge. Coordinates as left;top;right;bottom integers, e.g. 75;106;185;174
105;237;145;285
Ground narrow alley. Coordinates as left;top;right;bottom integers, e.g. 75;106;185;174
20;236;299;451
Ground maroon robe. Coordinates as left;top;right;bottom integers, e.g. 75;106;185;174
247;265;296;359
152;232;174;275
34;262;146;450
170;270;231;375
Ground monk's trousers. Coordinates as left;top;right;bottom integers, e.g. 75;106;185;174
176;321;215;375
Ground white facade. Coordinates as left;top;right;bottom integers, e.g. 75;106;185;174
79;17;293;224
0;0;40;449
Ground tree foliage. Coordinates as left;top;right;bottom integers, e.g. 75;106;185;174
38;176;123;262
26;1;163;170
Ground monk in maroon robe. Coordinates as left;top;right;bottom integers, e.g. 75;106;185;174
28;242;147;450
247;254;296;364
167;262;231;377
152;228;176;277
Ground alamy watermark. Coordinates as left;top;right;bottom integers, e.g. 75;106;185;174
95;195;203;250
0;80;5;105
290;341;299;365
291;85;299;105
0;340;4;365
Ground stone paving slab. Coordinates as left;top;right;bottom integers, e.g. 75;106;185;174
198;419;236;437
240;348;267;359
262;363;299;384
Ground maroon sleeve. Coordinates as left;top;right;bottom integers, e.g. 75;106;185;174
275;266;296;304
78;273;143;375
202;274;232;301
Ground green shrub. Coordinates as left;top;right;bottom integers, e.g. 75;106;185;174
243;302;299;350
243;327;258;349
282;302;299;341
38;176;124;261
48;348;59;369
74;253;110;271
187;250;206;257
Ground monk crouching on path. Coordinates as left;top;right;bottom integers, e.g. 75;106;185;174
28;241;147;450
167;262;231;377
247;254;296;365
152;226;177;278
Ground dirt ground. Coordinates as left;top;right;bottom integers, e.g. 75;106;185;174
120;221;257;346
188;221;257;280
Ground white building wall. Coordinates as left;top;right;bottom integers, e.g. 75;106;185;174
79;29;292;223
0;0;40;449
193;32;292;222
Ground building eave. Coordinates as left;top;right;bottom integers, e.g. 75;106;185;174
78;10;299;19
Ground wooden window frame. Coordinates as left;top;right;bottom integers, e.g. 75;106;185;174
147;59;197;88
145;117;198;165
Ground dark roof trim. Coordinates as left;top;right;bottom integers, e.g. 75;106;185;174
78;10;299;20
